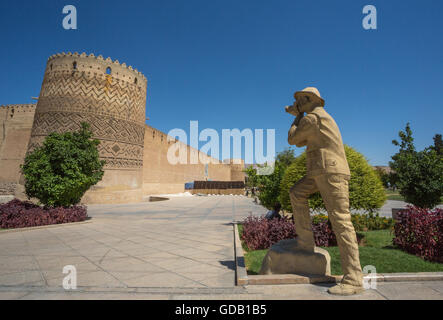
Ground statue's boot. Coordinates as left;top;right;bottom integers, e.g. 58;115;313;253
327;283;364;296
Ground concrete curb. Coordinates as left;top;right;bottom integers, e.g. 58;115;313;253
233;223;443;285
0;219;93;234
233;222;248;286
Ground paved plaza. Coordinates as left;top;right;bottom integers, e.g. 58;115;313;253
0;195;442;299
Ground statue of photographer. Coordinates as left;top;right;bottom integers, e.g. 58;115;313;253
260;87;363;296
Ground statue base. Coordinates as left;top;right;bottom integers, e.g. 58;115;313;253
259;239;331;276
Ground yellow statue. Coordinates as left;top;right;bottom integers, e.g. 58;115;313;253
259;87;363;296
287;87;363;295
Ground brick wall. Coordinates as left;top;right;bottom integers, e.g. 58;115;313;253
0;104;36;191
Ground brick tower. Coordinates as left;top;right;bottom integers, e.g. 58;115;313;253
27;52;147;203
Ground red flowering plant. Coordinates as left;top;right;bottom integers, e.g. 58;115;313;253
393;206;443;263
0;199;87;229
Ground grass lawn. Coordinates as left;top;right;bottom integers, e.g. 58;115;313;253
240;227;443;275
384;189;443;203
385;189;404;201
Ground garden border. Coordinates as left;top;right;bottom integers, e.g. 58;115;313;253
0;218;93;234
233;223;443;286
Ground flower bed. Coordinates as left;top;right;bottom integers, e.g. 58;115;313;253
241;212;390;250
241;215;337;250
393;206;443;263
0;199;88;229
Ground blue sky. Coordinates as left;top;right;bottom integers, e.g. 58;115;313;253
0;0;442;165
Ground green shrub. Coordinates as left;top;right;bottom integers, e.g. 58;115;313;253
375;168;390;188
280;145;386;213
244;148;297;210
311;213;393;231
256;163;285;210
21;123;105;207
390;124;443;209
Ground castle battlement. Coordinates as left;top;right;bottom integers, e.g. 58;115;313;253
45;52;147;88
0;104;36;112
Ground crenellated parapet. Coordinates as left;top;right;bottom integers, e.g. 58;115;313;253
0;104;36;124
0;104;36;113
46;52;147;87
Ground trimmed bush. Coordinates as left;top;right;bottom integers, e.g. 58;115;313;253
280;145;386;213
393;206;443;263
21;122;105;207
0;199;87;229
246;162;285;210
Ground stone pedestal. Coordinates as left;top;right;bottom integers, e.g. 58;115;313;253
259;239;331;276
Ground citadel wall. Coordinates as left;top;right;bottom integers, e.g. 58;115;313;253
0;104;36;195
143;125;235;195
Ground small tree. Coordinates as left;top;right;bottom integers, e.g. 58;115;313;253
244;148;297;211
275;147;297;168
280;145;386;213
255;163;285;211
21;123;105;207
375;167;390;189
432;134;443;155
244;165;259;189
389;124;443;208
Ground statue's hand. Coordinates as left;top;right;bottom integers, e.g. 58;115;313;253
294;112;304;126
285;104;299;116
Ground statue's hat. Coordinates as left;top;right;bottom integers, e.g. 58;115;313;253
294;87;325;106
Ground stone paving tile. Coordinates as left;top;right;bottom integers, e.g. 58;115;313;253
0;255;40;271
197;272;236;288
0;291;31;299
0;270;44;286
141;251;182;259
19;292;171;300
148;258;203;271
426;282;443;294
374;281;443;300
122;272;205;288
45;270;126;288
245;283;387;300
177;264;229;275
33;255;100;271
98;257;165;273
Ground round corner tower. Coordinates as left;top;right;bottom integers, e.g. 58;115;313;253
28;52;148;204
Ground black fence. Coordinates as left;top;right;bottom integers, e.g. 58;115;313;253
193;181;245;190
